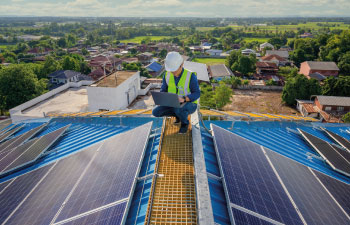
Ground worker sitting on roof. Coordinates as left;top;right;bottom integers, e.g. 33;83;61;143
152;51;200;134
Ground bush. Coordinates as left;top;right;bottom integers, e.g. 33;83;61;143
343;112;350;123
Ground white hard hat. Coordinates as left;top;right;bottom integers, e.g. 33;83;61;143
164;52;184;72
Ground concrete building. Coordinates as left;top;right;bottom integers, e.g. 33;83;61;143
260;42;274;50
299;61;339;79
206;49;222;56
208;64;234;81
87;71;141;111
266;50;289;59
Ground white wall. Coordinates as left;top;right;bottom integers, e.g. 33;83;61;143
87;72;141;111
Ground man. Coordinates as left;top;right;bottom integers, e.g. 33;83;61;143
152;52;200;134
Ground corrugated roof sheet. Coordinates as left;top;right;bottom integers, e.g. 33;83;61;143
306;61;339;71
316;95;350;107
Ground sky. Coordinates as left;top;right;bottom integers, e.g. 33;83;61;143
1;0;350;17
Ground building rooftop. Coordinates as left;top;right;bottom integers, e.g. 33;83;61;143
266;50;289;58
315;95;350;107
183;61;210;82
90;71;137;88
305;61;340;71
209;64;233;78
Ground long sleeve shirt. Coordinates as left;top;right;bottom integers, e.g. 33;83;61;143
160;69;200;102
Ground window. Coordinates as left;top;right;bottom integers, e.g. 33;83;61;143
337;107;344;111
325;106;331;111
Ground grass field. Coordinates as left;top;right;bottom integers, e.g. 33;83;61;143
0;45;13;49
120;36;172;43
192;58;226;66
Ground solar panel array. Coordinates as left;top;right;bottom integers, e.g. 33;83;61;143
212;124;350;225
0;126;23;143
325;129;350;151
0;122;152;225
299;129;350;177
0;120;12;134
0;125;69;176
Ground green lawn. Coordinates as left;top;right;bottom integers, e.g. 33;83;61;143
192;58;226;66
243;37;270;43
120;36;172;43
0;44;13;49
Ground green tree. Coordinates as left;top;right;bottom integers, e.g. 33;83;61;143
231;54;256;75
57;37;67;48
159;49;168;59
41;56;62;77
199;83;216;108
338;52;350;75
214;81;233;109
225;50;240;69
278;66;298;79
322;76;350;96
62;56;80;71
0;64;47;111
282;75;321;106
343;112;350;123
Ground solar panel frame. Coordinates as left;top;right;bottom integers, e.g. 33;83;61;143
324;129;350;152
211;124;303;225
231;207;275;225
298;129;350;177
0;125;24;143
0;125;70;176
0;123;46;154
53;122;153;225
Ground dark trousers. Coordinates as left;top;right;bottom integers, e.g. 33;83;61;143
152;102;197;125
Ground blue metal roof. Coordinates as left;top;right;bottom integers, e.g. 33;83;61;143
146;62;162;72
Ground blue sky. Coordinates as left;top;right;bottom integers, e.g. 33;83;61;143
1;0;350;17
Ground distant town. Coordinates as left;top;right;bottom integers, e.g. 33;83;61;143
0;17;350;123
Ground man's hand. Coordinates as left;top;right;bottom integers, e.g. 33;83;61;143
178;97;185;103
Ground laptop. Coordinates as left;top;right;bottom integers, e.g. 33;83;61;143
151;91;185;108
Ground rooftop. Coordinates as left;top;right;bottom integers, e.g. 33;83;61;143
209;64;233;78
90;71;137;88
183;61;210;82
316;95;350;107
305;61;340;71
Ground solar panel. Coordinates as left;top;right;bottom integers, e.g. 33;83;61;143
299;129;350;177
0;125;70;176
325;129;350;151
313;169;350;216
0;119;12;133
0;164;54;224
231;207;274;225
54;122;152;223
4;143;101;225
0;126;23;143
0;139;38;172
332;145;350;163
266;149;350;225
56;202;127;225
211;124;303;225
0;123;46;153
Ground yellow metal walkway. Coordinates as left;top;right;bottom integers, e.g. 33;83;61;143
146;117;197;224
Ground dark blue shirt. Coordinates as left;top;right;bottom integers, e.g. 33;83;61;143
160;69;200;102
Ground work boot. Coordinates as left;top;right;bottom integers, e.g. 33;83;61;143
178;123;189;134
174;116;181;124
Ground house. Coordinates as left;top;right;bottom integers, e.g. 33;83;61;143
297;95;350;122
260;42;274;51
87;71;141;111
48;70;83;85
17;35;42;41
260;54;290;67
190;46;203;53
300;32;314;38
145;61;163;77
208;64;234;81
206;49;222;56
137;52;153;64
279;46;292;51
121;57;139;64
256;62;278;76
88;55;122;72
88;67;111;81
241;49;256;56
183;61;210;82
266;50;289;59
299;61;339;79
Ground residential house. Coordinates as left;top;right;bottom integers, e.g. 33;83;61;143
17;35;42;41
266;50;289;60
260;54;291;67
190;46;203;53
206;49;223;56
88;55;122;72
231;44;241;50
241;49;256;56
208;64;234;81
48;70;83;85
121;57;139;64
137;52;153;65
256;62;279;76
183;61;210;82
260;42;274;51
299;61;339;79
145;61;164;77
279;46;292;51
300;33;314;38
88;67;111;81
297;96;350;122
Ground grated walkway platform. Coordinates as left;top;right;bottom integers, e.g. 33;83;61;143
146;117;197;224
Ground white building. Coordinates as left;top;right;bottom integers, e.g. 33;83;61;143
260;42;274;50
87;71;141;111
241;49;256;56
206;49;223;56
183;61;210;82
